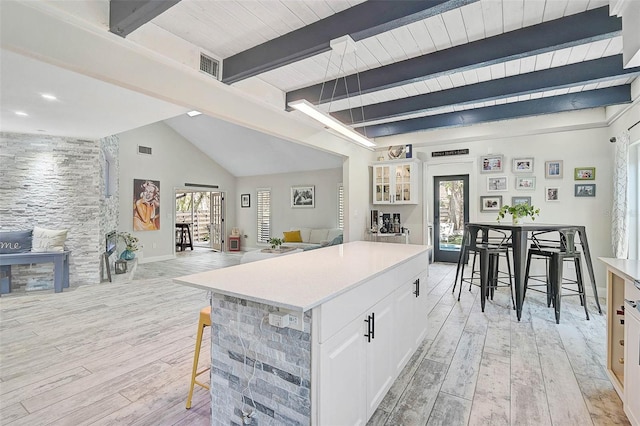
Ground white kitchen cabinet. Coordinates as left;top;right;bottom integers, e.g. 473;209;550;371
372;159;420;205
394;272;429;373
624;298;640;426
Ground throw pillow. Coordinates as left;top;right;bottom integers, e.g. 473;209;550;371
31;226;68;252
330;234;343;245
309;229;327;244
283;230;303;243
0;230;33;254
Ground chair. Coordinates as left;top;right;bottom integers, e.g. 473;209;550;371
524;228;589;323
186;306;211;409
454;225;514;312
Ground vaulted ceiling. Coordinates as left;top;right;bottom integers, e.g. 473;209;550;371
112;0;639;139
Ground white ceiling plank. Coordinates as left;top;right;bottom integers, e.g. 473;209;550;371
406;20;436;56
564;0;590;16
461;69;480;85
375;31;409;62
550;46;573;68
449;72;467;87
534;51;555;71
522;0;545;27
476;66;493;82
583;38;613;61
542;0;569;22
567;43;592;64
389;26;422;60
504;59;521;77
520;56;538;74
360;37;395;67
403;84;421;97
582;82;600;91
489;62;506;79
282;1;322;25
568;85;584;93
460;1;486;42
481;0;503;37
502;0;525;33
424;78;443;93
441;8;469;46
436;75;455;91
424;14;452;51
603;36;624;56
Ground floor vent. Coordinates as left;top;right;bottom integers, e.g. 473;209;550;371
138;145;152;155
200;53;220;79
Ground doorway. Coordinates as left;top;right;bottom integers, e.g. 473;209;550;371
433;175;469;263
175;190;225;252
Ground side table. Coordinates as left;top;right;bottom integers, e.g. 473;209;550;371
228;236;241;251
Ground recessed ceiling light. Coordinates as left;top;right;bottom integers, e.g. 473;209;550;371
41;93;57;101
15;111;28;117
187;110;202;117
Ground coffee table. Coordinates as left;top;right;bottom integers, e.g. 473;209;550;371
240;246;304;263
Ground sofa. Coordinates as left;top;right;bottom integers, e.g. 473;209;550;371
282;228;343;250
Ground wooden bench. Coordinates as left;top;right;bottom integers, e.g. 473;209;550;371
0;251;70;294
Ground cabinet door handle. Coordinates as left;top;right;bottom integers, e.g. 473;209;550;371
364;313;374;343
413;278;420;297
371;312;375;340
625;299;637;309
635;280;640;291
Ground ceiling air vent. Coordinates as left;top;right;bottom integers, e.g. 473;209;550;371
138;145;152;155
200;53;220;79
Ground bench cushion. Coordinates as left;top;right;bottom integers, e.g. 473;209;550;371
32;226;67;252
0;230;32;254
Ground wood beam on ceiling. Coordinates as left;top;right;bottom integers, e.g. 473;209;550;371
332;55;640;124
109;0;181;38
286;6;621;108
358;86;632;138
221;0;478;84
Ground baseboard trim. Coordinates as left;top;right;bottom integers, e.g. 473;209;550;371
138;254;176;264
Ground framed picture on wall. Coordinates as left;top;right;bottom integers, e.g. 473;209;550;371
487;176;508;191
291;185;315;208
133;179;160;231
512;196;532;206
545;187;559;202
515;176;536;190
480;195;502;212
240;194;250;208
574;167;596;180
545;160;563;179
575;184;596;197
480;154;504;173
513;158;534;173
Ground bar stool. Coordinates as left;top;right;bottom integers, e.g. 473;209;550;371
186;306;211;409
176;223;193;251
524;228;589;323
454;224;514;312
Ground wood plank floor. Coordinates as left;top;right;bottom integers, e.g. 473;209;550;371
0;249;628;425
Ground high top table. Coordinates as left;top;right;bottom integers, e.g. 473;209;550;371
462;222;602;321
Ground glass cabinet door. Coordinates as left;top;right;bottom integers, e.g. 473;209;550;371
375;165;391;203
395;164;412;202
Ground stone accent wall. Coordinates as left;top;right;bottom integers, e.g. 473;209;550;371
211;294;311;425
99;135;120;274
0;132;117;289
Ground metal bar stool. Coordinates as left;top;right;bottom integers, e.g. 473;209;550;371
455;224;514;312
524;228;589;323
186;306;211;409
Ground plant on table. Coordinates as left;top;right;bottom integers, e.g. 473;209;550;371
497;203;540;224
269;237;283;250
118;232;139;259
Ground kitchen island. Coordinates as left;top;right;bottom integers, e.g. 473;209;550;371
175;241;429;425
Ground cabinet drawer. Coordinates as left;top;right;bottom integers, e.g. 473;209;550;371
316;255;426;343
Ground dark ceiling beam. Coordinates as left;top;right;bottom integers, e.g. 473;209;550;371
333;55;640;124
358;86;631;138
286;6;621;107
222;0;478;84
109;0;181;38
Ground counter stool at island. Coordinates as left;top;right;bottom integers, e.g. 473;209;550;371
186;306;211;409
176;223;193;251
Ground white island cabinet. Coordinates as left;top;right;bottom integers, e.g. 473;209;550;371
600;258;640;426
175;241;429;425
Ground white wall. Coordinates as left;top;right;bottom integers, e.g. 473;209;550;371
117;122;237;262
236;168;343;251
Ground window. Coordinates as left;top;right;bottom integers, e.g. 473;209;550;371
257;189;271;243
338;183;344;229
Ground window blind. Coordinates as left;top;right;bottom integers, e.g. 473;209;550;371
257;189;271;243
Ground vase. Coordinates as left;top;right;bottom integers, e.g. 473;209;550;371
120;249;136;260
512;216;520;225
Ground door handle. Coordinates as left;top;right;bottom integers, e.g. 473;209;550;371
413;278;420;297
364;313;374;343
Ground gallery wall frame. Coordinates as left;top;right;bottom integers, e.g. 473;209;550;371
480;154;504;173
480;195;502;212
512;196;532;206
241;194;250;208
513;158;534;173
545;160;563;179
545;187;559;202
487;176;508;192
574;167;596;180
575;183;596;197
515;176;536;190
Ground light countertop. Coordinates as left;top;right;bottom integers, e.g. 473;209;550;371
599;257;640;282
174;241;428;312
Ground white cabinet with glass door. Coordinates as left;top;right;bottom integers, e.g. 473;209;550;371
372;159;420;204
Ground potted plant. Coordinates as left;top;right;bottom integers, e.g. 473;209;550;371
497;203;540;224
118;232;139;260
269;237;283;250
